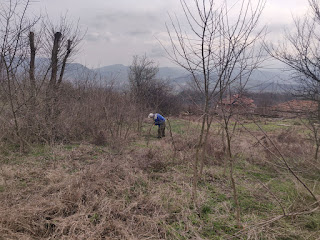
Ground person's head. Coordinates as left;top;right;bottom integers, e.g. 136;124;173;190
148;113;154;119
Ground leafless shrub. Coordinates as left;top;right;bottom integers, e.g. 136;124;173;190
132;148;169;173
173;133;198;152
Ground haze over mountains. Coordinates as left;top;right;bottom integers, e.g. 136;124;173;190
64;63;293;92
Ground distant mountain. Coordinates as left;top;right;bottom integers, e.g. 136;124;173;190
93;64;129;83
244;69;293;93
91;64;189;83
62;63;293;92
157;67;188;79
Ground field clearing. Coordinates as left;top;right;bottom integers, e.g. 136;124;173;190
0;117;320;239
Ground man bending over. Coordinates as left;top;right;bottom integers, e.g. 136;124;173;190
148;113;166;138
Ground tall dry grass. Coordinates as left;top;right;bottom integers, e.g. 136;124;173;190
1;117;320;239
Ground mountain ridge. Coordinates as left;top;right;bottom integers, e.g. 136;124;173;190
64;62;293;92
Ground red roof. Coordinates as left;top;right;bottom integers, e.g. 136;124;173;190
221;94;256;108
272;100;318;113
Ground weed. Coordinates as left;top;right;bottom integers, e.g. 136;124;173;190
188;213;200;226
89;213;100;225
18;179;27;188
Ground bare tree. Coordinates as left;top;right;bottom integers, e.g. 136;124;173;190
39;16;83;144
0;1;83;147
128;55;159;133
129;55;158;103
164;0;266;226
268;0;320;160
0;0;39;152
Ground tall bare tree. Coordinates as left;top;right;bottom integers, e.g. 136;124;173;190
39;16;83;144
164;0;266;225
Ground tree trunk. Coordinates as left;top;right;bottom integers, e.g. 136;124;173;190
29;32;36;106
46;32;62;145
229;156;241;228
192;104;208;203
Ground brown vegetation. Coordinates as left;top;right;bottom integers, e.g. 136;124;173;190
1;0;320;239
1;117;320;239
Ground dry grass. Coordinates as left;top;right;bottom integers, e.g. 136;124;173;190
0;144;171;239
0;118;320;239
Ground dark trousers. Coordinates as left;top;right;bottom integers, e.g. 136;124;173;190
158;122;166;138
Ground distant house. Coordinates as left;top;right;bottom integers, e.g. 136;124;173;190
218;94;256;114
271;100;318;117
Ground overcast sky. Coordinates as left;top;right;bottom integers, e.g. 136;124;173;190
28;0;309;68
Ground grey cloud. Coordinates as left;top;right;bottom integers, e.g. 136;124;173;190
149;45;167;58
86;10;166;45
127;30;152;36
85;31;113;43
97;11;158;23
90;11;163;32
263;22;297;42
28;0;310;67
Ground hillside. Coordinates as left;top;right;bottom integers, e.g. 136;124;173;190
1;117;319;239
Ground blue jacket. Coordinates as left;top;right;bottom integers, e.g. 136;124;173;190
154;113;166;125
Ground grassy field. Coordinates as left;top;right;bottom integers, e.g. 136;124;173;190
0;117;319;239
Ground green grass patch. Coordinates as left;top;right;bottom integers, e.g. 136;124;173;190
242;121;291;132
240;195;275;213
131;141;150;148
237;185;276;214
64;144;80;150
168;119;188;135
212;220;237;235
130;178;148;194
247;171;274;182
269;180;297;202
30;145;51;157
234;161;276;183
166;221;191;240
203;183;228;204
188;213;200;226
